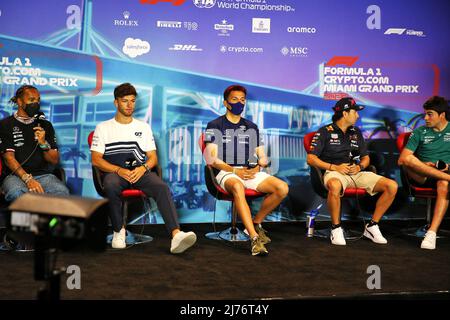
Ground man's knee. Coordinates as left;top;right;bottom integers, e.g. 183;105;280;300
384;179;398;195
4;188;27;202
437;180;449;195
52;182;70;195
103;175;123;195
153;180;171;195
229;181;245;196
275;181;289;198
327;179;342;196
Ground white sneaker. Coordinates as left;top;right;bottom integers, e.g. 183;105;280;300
364;224;388;244
170;231;197;254
112;228;126;249
421;231;436;250
330;227;346;246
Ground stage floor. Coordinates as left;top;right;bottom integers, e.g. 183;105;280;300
1;220;449;300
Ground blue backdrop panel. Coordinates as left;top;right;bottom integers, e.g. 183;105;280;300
0;0;449;223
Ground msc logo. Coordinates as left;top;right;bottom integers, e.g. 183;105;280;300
193;0;216;8
281;46;308;57
169;44;203;51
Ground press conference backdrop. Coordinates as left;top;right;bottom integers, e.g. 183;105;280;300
0;0;449;223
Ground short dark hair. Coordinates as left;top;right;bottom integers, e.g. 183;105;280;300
114;83;137;99
423;96;449;118
9;85;38;104
223;85;247;101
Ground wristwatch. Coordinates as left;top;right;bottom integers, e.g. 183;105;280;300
143;163;151;171
21;173;33;183
39;141;51;151
358;164;364;171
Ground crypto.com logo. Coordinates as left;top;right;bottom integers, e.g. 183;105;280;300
193;0;216;8
139;0;186;6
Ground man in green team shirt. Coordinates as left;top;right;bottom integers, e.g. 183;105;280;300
398;96;450;250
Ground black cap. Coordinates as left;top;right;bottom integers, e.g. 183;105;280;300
332;97;364;112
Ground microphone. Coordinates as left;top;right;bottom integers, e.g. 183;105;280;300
349;149;361;165
247;158;272;170
33;112;46;141
436;160;448;171
246;152;258;169
125;158;138;169
34;111;46;126
34;111;46;120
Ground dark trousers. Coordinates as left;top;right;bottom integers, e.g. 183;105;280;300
103;171;180;234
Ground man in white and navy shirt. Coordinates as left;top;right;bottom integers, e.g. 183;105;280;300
90;83;196;253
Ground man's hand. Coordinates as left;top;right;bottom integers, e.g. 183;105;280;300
129;166;147;184
258;157;270;168
26;179;45;193
348;164;361;175
33;125;46;145
234;168;256;180
117;168;133;182
247;165;260;174
333;163;352;175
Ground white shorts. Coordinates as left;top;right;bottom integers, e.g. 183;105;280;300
215;169;272;191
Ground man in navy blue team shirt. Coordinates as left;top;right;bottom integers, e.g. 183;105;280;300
204;85;289;256
307;97;398;246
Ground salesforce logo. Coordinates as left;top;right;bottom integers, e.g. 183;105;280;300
193;0;216;8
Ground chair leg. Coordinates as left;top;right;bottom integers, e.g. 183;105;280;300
205;201;250;242
402;198;435;238
0;230;35;252
106;198;153;245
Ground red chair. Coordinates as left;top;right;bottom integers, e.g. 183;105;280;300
88;131;158;245
396;132;443;237
198;133;266;241
303;131;375;239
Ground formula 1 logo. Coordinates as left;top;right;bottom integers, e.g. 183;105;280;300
325;56;359;67
384;28;425;37
140;0;186;5
384;28;406;35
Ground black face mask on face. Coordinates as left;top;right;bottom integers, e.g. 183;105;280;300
23;102;40;118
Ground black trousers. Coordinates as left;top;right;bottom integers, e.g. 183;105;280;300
103;171;180;233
